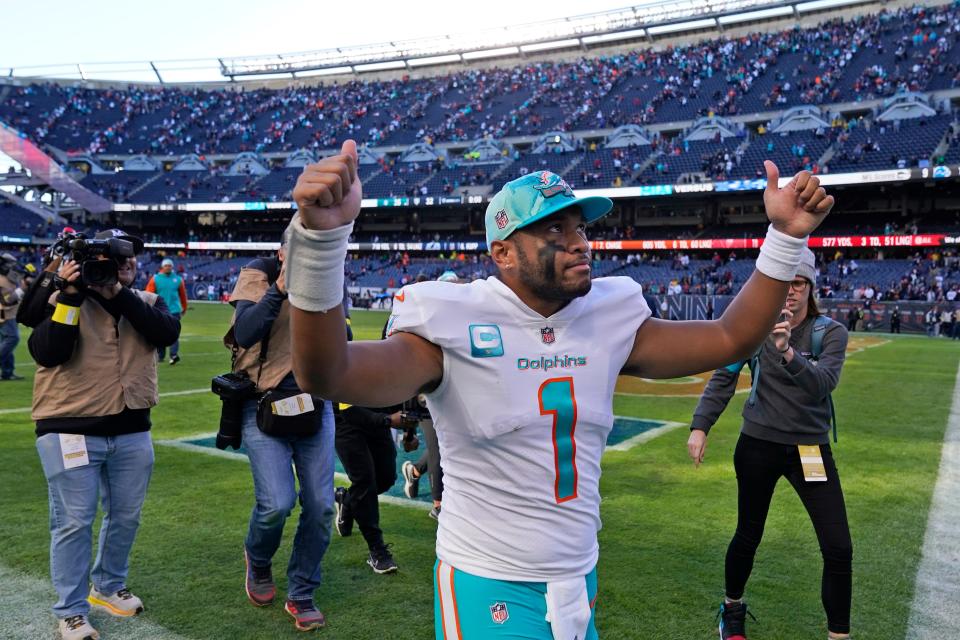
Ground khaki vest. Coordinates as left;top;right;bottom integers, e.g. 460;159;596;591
227;265;293;393
0;273;19;323
32;290;161;420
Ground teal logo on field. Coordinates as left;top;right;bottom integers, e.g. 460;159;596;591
469;324;504;358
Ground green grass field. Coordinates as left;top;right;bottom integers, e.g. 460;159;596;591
0;303;957;639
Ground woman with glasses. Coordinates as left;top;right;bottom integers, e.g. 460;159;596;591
687;248;852;640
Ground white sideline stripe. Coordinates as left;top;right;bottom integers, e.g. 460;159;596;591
906;360;960;640
605;421;685;451
0;388;209;415
156;436;432;511
0;563;189;640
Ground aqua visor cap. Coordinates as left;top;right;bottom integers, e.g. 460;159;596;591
484;171;613;247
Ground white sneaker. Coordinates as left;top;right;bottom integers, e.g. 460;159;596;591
401;461;420;498
88;587;144;617
59;614;99;640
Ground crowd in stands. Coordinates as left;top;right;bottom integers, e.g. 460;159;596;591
3;5;960;204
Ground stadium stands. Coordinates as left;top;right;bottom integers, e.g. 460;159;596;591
5;4;960;204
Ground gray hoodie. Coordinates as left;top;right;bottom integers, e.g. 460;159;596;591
691;314;849;445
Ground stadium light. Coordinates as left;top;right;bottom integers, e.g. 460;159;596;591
796;0;866;12
408;54;463;67
582;28;647;44
717;5;794;23
647;18;718;35
462;46;522;61
353;60;407;72
520;39;582;53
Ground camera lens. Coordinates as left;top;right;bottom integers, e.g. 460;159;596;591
216;400;244;450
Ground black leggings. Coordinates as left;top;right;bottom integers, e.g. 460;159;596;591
335;420;397;549
726;434;853;635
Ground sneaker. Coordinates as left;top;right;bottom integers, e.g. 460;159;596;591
717;601;755;640
244;548;276;606
285;599;326;631
169;354;180;365
0;374;24;381
429;505;441;521
334;487;353;537
59;614;99;640
87;588;143;617
367;543;398;574
401;461;420;499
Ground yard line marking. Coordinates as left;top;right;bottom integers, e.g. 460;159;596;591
905;359;960;640
605;421;686;452
0;388;209;415
156;436;432;511
0;563;190;640
614;389;750;399
156;388;210;397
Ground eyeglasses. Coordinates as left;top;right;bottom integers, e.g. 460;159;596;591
789;279;810;291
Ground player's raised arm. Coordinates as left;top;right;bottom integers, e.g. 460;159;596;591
286;140;443;405
622;161;834;379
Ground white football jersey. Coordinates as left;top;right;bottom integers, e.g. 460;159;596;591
388;276;651;581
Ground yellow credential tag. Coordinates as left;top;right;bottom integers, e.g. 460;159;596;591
271;393;314;416
798;445;828;482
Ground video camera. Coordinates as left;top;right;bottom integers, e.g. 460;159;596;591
48;229;135;288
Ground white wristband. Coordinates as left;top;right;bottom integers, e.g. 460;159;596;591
285;215;353;313
756;224;807;282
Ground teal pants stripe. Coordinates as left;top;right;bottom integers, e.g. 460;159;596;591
434;559;598;639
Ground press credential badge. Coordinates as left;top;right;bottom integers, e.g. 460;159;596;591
271;393;314;416
798;444;827;482
59;434;89;469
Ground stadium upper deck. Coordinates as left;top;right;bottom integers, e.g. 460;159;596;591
3;1;960;207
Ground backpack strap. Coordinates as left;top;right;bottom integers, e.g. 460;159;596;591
746;350;761;406
811;314;831;360
810;315;837;442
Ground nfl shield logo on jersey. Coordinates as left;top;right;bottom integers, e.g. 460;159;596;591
490;602;509;624
541;327;556;344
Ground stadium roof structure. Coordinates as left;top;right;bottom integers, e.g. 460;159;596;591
2;0;871;83
215;0;876;79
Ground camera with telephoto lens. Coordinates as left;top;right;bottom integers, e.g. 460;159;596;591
49;231;135;288
211;371;257;450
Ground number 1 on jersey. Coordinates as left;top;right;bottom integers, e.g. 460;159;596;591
539;377;578;503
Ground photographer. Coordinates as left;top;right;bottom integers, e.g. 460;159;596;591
1;252;28;380
27;229;179;640
226;233;333;632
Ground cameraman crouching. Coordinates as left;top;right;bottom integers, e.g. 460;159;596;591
227;232;334;632
28;229;180;640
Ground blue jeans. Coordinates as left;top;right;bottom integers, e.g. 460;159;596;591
0;319;19;378
158;312;181;360
242;398;335;601
36;431;154;618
